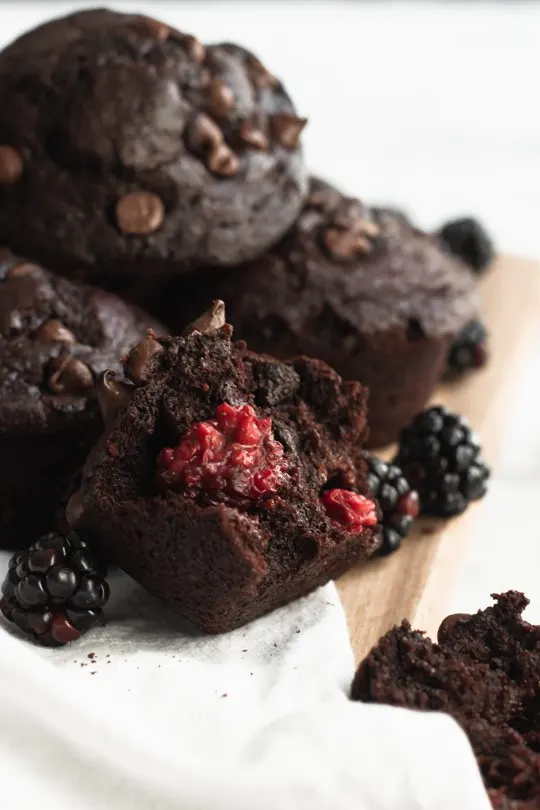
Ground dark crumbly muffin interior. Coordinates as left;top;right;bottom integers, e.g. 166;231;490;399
76;311;380;631
352;592;540;810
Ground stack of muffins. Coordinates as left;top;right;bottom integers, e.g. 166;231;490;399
0;10;489;591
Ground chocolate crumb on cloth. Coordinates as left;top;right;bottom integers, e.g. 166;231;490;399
351;592;540;810
68;302;381;633
167;178;480;447
0;249;162;549
0;8;308;290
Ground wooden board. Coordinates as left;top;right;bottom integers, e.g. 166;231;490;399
338;256;540;663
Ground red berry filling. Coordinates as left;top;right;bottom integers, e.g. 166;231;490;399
156;403;288;507
322;489;378;533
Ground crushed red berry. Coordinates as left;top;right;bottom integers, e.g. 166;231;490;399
321;489;378;533
156;403;289;507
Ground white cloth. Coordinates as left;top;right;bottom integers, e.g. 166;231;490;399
0;559;491;810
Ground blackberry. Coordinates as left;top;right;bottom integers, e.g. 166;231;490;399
394;406;490;518
437;217;494;274
366;455;420;557
0;531;109;646
444;320;489;380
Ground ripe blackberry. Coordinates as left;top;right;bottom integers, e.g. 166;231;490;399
444;320;489;380
394;406;490;518
437;217;494;274
365;456;419;556
0;531;109;646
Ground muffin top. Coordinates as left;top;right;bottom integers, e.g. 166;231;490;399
0;8;307;276
0;248;162;436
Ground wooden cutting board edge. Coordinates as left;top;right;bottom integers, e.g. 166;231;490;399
337;256;540;663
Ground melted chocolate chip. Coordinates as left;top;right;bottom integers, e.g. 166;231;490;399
208;79;235;117
187;114;223;155
0;145;23;184
96;370;134;426
46;355;94;396
208;144;240;177
437;613;471;645
269;115;307;150
246;56;278;88
184;300;226;335
35;319;76;344
124;333;164;386
239;124;269;151
65;489;85;529
134;15;169;40
116;192;165;235
184;34;206;64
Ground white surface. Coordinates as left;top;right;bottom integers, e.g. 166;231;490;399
0;2;539;805
0;570;492;810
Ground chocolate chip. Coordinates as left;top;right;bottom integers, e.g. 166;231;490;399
46;355;94;396
65;489;85;529
239;124;269;151
0;145;23;184
35;319;76;344
133;15;169;40
208;79;235;117
333;208;380;238
308;189;340;212
246;56;278;88
187;114;223;155
323;227;372;260
269;115;307;150
184;300;226;336
124;332;163;386
208;144;240;177
96;370;135;426
184;34;206;64
437;613;471;645
116;191;164;235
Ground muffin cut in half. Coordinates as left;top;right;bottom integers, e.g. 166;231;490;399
69;302;381;632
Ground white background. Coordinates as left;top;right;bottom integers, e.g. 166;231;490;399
2;0;540;622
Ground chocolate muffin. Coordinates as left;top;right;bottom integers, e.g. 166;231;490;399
169;179;479;447
0;9;307;289
0;248;162;549
351;592;540;810
68;302;381;632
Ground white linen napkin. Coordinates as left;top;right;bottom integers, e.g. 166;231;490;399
0;554;491;810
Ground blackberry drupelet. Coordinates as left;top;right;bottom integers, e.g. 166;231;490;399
444;320;489;380
437;217;494;274
394;406;490;518
0;532;109;646
366;456;420;556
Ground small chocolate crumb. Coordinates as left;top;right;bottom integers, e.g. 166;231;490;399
90;671;97;675
116;191;164;235
124;333;164;386
0;145;23;184
269;114;307;150
221;693;228;698
208;79;235;117
239;123;269;151
46;355;94;396
88;653;95;659
207;143;240;177
35;319;76;344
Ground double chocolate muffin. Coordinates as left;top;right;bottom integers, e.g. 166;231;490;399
352;592;540;810
68;303;381;632
168;179;480;447
0;249;161;549
0;8;307;289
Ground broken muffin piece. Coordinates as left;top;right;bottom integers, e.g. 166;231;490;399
351;591;540;810
68;301;380;632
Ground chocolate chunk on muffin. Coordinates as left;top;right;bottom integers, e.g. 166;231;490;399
69;302;380;632
351;592;540;810
0;249;162;549
169;179;479;447
0;8;307;287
